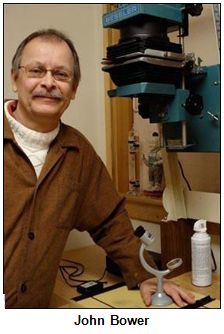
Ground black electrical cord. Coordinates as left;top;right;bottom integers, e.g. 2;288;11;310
178;161;218;272
211;249;217;272
59;258;107;288
178;160;192;190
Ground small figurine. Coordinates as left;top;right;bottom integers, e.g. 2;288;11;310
142;132;163;197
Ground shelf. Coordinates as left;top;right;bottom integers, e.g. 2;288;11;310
123;194;220;236
123;194;167;224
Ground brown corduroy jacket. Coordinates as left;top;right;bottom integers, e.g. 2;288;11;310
4;103;155;308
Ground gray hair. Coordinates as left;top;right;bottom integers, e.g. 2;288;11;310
12;29;81;85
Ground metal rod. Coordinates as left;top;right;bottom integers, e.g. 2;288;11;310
181;28;185;90
182;121;187;148
207;111;219;121
182;71;185;90
159;124;164;148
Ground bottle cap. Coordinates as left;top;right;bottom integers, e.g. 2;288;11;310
193;219;207;232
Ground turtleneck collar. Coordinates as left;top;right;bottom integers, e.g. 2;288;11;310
4;100;60;149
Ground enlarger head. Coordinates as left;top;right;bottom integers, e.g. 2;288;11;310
102;4;220;153
102;4;204;125
102;4;203;88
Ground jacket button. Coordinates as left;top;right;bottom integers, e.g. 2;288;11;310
28;232;35;240
21;284;27;293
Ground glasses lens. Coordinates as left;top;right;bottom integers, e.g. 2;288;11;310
27;66;45;78
53;70;72;82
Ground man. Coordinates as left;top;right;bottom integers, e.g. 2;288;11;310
4;29;195;308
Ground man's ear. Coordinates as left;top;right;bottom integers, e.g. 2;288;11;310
71;82;78;100
11;70;18;92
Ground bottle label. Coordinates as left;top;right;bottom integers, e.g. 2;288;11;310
192;241;211;286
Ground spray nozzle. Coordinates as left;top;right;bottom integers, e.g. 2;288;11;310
193;219;207;233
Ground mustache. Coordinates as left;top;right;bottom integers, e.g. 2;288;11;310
32;91;66;100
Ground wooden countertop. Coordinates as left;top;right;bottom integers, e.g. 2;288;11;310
50;245;220;308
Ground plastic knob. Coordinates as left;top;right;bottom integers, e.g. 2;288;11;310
134;226;145;238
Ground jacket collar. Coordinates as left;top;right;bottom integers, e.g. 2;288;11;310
4;100;17;140
56;122;80;150
4;100;80;150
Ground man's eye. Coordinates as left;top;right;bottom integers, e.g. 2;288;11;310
54;71;70;79
29;68;44;75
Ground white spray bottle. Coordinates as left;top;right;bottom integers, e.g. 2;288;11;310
191;219;212;286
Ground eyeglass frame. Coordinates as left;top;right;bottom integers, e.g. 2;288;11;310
18;64;74;82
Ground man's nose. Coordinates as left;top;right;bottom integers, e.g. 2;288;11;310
40;71;56;89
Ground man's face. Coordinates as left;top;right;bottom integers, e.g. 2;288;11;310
11;37;77;122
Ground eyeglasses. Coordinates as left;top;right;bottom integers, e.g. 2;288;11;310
18;64;74;82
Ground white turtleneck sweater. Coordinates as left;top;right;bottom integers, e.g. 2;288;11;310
5;101;60;178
